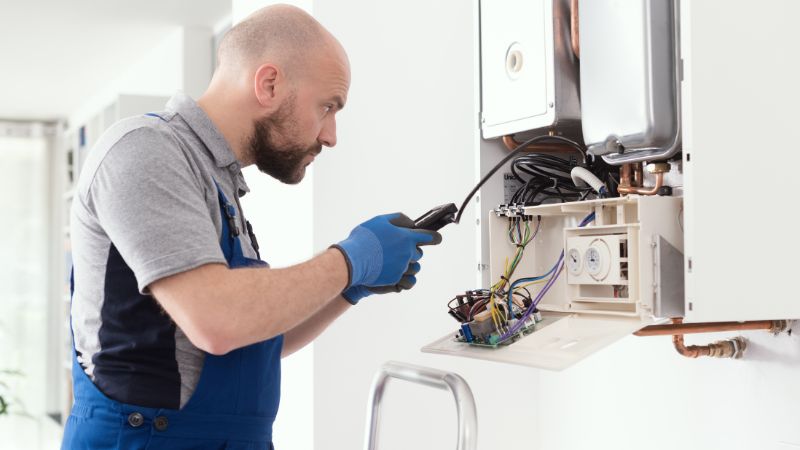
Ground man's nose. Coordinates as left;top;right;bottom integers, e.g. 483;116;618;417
318;117;337;148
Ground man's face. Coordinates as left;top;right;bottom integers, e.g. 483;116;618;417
249;48;350;185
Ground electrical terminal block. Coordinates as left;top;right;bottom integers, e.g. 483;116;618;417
494;204;528;218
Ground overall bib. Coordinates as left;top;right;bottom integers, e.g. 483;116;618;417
62;182;283;450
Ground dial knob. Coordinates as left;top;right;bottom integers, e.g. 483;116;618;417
585;239;611;281
567;248;582;275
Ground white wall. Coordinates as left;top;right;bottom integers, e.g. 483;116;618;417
68;26;212;128
311;2;800;450
535;330;800;450
232;0;312;21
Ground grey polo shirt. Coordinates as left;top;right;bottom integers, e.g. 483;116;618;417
70;92;263;409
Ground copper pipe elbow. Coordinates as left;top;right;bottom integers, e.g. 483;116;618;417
617;172;664;196
618;162;674;196
673;334;747;359
643;318;753;359
502;135;520;151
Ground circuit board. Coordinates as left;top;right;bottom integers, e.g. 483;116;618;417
454;317;547;349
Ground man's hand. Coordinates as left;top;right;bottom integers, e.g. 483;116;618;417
331;213;442;304
341;261;420;302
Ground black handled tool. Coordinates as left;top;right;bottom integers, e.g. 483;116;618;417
413;203;458;231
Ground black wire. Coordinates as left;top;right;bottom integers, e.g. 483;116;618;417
508;152;592;205
507;145;621;206
454;135;585;224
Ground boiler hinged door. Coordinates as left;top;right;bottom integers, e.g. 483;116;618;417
423;196;684;370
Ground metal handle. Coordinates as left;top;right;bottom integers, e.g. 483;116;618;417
363;361;478;450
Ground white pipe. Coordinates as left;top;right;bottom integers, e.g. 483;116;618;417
363;361;478;450
570;166;607;194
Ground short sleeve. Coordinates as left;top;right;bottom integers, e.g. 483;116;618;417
84;126;226;293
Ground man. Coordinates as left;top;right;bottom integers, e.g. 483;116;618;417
62;5;441;449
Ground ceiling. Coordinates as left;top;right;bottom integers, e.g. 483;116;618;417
0;0;231;121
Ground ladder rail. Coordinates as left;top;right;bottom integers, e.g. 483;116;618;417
363;361;478;450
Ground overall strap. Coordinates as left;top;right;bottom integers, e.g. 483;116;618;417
212;179;267;268
213;179;241;263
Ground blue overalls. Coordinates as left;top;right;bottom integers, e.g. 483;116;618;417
62;182;283;450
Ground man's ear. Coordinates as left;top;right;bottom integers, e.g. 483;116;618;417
253;63;282;111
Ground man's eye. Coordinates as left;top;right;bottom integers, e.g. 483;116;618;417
323;105;333;114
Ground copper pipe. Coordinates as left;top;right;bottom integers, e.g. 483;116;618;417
648;318;753;359
634;319;788;336
570;0;580;58
617;172;664;195
633;162;643;186
617;162;667;195
619;163;633;189
673;333;747;359
501;134;577;153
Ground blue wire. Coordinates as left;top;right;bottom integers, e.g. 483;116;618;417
578;211;596;228
506;265;558;313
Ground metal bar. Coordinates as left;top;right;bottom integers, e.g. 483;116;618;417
363;361;478;450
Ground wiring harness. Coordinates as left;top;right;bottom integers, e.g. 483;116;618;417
450;211;596;347
445;134;611;347
508;152;618;206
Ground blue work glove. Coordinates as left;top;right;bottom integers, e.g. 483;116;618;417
332;213;442;304
342;261;421;304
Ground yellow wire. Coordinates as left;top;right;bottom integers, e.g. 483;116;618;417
486;217;538;336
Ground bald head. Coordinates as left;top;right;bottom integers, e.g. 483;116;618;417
216;4;338;79
199;4;349;183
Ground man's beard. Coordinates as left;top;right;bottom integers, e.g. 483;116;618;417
249;98;321;185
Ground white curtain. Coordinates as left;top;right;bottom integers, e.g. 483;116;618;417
0;133;59;448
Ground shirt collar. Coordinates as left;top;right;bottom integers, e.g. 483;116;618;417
166;92;251;196
166;92;238;168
